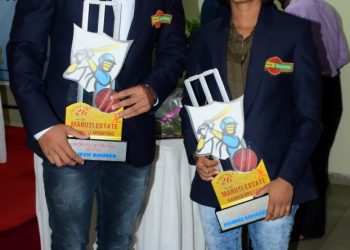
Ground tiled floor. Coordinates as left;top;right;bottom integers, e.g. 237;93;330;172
289;184;350;250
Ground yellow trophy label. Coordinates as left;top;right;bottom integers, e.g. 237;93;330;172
212;160;270;209
65;102;123;140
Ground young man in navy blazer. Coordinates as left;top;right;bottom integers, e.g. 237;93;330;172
181;0;322;249
7;0;186;248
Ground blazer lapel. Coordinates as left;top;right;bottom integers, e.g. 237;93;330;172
244;4;274;115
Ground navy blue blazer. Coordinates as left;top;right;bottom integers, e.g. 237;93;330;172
7;0;187;166
181;3;322;207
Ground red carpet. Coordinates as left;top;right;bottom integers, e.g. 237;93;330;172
0;218;40;250
0;126;35;231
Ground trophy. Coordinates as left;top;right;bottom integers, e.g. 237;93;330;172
184;69;270;231
63;0;131;161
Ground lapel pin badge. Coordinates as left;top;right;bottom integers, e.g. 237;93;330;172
151;10;172;28
264;56;294;76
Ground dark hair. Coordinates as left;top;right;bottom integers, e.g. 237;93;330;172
218;0;274;6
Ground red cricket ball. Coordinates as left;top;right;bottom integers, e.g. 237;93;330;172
94;88;119;113
232;148;258;172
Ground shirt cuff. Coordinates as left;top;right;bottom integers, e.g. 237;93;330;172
145;84;158;107
34;126;53;140
153;97;159;106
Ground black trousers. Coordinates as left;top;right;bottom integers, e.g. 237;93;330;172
292;74;343;239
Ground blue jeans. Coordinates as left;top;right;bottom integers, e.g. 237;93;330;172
43;161;151;250
198;204;298;250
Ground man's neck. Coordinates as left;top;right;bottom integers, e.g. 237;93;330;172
230;0;261;38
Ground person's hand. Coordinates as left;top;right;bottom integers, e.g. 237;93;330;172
195;156;220;181
254;177;294;221
38;124;89;167
110;84;157;119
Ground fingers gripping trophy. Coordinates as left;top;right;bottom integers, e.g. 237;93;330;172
63;0;131;161
184;69;271;231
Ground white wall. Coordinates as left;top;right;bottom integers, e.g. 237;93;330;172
326;0;350;177
183;0;202;21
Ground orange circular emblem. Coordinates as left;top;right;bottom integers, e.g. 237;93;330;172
265;56;283;75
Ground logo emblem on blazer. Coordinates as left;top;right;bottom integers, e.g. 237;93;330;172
151;10;172;28
264;57;294;76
